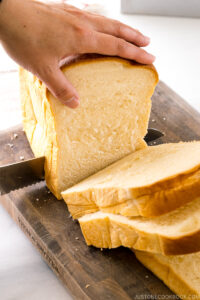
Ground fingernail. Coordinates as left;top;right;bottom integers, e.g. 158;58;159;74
144;36;151;43
65;96;80;108
148;53;156;62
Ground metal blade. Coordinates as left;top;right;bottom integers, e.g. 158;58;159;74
0;156;45;195
144;128;164;143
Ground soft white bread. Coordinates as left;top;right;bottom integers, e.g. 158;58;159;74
135;250;200;300
20;55;158;199
79;197;200;255
62;142;200;218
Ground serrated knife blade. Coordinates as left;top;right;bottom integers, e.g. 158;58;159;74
0;156;45;195
144;128;164;143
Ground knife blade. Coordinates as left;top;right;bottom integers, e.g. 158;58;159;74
0;156;45;195
144;128;164;143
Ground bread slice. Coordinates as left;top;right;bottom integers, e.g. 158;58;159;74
79;197;200;255
62;142;200;218
135;250;200;300
20;55;158;199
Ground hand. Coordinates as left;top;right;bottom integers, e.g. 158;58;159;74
0;0;155;108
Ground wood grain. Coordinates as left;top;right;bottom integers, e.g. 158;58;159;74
0;81;200;300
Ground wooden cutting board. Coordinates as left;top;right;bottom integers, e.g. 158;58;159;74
0;81;200;300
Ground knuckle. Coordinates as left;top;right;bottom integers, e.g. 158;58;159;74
137;47;145;57
134;49;145;62
75;25;88;37
54;87;68;99
34;62;54;80
38;61;55;76
71;9;82;16
43;64;54;75
76;26;92;41
115;22;124;36
116;40;127;54
69;8;87;19
133;30;141;40
75;27;95;51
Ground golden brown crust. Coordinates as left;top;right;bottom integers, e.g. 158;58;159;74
79;208;200;255
161;229;200;255
136;167;200;217
19;67;60;198
60;54;158;75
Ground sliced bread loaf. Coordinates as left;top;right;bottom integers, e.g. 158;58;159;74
79;197;200;255
62;142;200;218
20;55;158;199
135;250;200;300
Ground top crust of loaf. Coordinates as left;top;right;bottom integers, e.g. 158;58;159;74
59;54;158;74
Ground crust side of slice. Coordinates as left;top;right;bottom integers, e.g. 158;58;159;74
79;214;200;255
79;198;200;255
134;250;200;300
63;165;200;219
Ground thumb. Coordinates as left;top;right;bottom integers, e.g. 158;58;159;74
42;66;80;109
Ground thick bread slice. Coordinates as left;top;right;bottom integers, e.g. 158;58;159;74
79;197;200;255
135;250;200;300
20;55;158;199
62;142;200;218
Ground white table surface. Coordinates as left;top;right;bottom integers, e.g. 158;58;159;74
0;1;200;299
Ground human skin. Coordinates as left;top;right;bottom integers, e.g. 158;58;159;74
0;0;155;108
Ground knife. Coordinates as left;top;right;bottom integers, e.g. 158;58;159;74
0;128;163;194
0;156;45;195
144;128;164;143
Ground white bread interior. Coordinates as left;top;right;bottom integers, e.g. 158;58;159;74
135;250;200;300
79;197;200;255
62;142;200;218
20;55;158;199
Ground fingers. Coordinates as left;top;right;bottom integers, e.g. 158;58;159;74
59;4;151;48
90;16;150;47
86;32;155;64
40;66;80;108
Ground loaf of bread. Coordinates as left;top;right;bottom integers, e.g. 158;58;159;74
62;142;200;218
79;196;200;255
20;55;158;199
20;54;200;298
135;250;200;300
